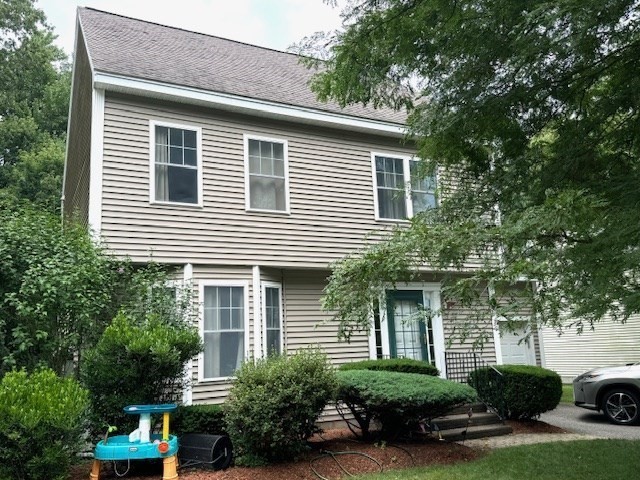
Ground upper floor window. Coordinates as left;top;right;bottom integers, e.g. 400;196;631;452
372;153;436;220
244;135;289;213
150;121;202;206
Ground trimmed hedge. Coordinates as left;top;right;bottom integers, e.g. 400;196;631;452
469;364;562;420
0;369;89;480
337;369;477;439
339;358;439;376
224;350;337;464
172;404;226;436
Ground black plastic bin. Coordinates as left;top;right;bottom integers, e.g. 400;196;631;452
178;434;233;470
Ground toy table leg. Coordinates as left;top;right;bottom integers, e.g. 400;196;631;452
162;454;179;480
89;460;101;480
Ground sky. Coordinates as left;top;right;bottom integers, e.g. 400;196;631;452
36;0;343;56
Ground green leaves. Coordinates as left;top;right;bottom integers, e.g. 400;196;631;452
307;0;640;338
0;368;88;480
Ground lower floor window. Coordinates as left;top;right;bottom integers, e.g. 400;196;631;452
203;285;245;378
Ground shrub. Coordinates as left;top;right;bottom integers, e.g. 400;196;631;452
0;369;89;480
339;358;439;376
337;369;477;439
172;404;226;436
469;364;562;420
224;349;337;464
82;312;202;435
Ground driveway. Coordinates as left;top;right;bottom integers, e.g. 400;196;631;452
541;404;640;440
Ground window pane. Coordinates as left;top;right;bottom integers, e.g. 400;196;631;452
232;287;243;308
169;128;183;147
184;148;197;166
170;146;183;164
378;189;406;219
249;156;260;174
219;287;230;308
266;329;280;356
412;192;436;214
250;177;286;211
203;332;244;378
260;157;273;176
183;130;197;148
155;126;169;145
156;144;169;164
166;166;197;204
272;142;284;160
273;159;285;177
259;140;271;158
248;139;260;157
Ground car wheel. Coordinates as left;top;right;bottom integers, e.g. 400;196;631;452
602;389;640;425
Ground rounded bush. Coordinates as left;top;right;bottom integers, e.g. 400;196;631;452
82;312;202;435
224;349;337;464
469;364;562;420
172;404;226;436
0;369;89;480
339;358;439;376
337;369;477;438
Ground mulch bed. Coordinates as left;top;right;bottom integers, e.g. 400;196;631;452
70;420;564;480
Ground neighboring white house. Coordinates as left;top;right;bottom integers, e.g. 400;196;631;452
541;315;640;383
63;8;542;414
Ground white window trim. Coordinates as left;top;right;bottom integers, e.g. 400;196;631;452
243;133;291;214
198;280;251;382
368;282;446;378
371;152;437;222
149;120;203;208
261;281;284;356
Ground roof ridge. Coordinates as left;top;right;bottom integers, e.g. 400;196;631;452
80;6;307;59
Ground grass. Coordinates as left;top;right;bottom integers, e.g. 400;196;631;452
560;384;574;404
355;440;640;480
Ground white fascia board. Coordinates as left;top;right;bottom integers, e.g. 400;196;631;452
93;72;406;138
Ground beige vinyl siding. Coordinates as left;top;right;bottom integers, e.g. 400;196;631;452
64;30;92;226
541;314;640;382
442;297;497;365
190;266;254;405
99;94;484;270
282;270;369;423
282;270;369;365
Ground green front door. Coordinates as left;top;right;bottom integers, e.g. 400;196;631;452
386;290;429;361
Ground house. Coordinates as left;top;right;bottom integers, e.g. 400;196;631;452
63;8;543;413
541;315;640;383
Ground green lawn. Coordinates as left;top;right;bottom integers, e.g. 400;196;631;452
560;384;574;404
355;440;640;480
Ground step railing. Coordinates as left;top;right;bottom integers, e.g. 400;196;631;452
444;351;506;420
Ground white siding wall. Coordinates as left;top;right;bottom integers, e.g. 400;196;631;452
541;314;640;382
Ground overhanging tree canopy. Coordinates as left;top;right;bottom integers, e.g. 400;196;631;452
298;0;640;339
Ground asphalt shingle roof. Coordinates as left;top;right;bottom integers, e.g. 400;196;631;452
78;8;407;125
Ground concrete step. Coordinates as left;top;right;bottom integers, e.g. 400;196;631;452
431;411;503;430
439;423;513;442
447;402;487;415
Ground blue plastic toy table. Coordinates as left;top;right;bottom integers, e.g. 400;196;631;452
90;404;179;480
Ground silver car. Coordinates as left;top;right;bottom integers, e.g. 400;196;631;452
573;363;640;425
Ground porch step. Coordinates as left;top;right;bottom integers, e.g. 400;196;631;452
447;402;487;415
428;403;512;442
439;423;513;442
431;411;502;430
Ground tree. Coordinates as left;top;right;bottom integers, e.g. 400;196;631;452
298;1;640;339
0;203;195;376
0;0;69;210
